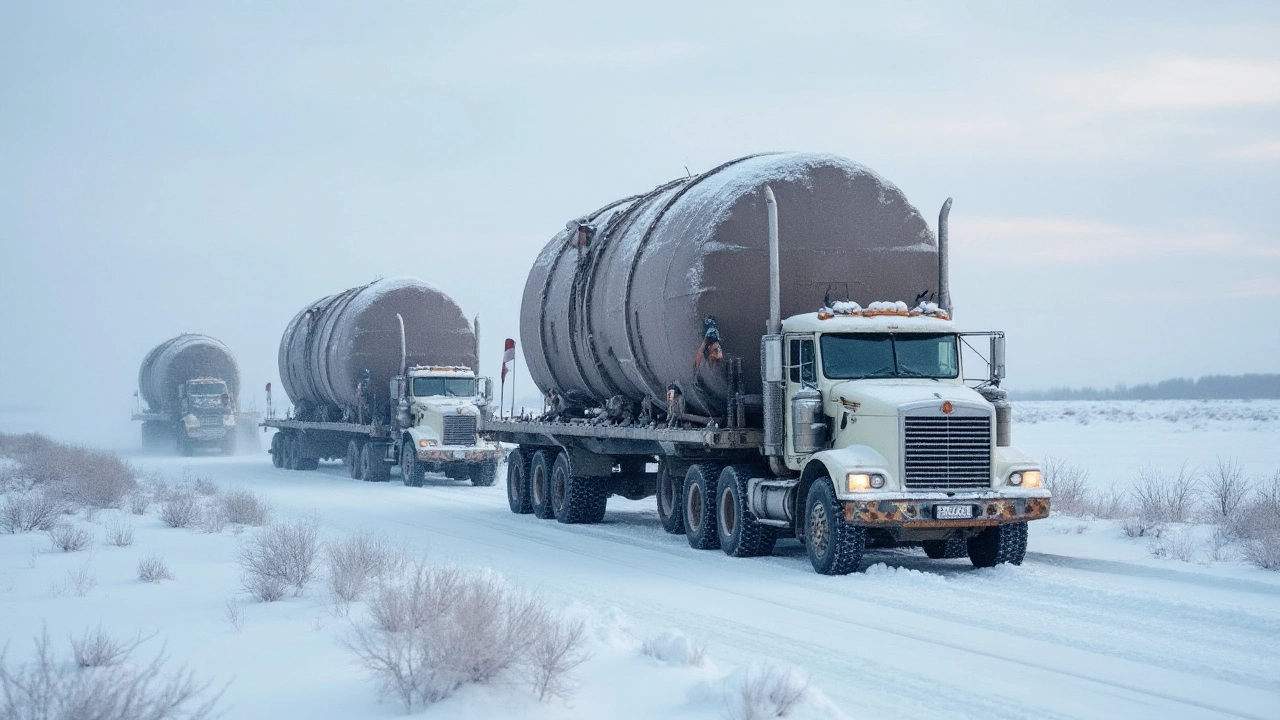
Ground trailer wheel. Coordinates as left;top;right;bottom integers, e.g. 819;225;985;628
506;448;532;514
401;441;424;487
550;453;607;524
270;433;284;469
805;479;865;575
530;450;556;519
468;460;497;487
717;465;777;558
346;440;363;480
683;463;723;550
656;458;684;535
365;443;391;482
293;434;319;471
966;522;1028;568
923;535;968;559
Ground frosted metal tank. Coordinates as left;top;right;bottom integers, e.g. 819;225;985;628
520;152;939;417
278;277;475;422
139;334;240;413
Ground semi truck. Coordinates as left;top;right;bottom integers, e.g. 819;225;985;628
263;277;503;485
481;152;1049;575
133;334;252;456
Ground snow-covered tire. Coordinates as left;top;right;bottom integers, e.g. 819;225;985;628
656;458;684;535
468;461;498;487
923;536;968;559
805;479;865;575
270;433;284;469
401;440;424;487
550;453;608;524
967;522;1028;568
360;443;388;482
717;464;777;558
530;450;556;519
346;440;363;480
684;463;722;550
506;448;532;514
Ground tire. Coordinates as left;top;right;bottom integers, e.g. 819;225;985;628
923;536;968;559
530;450;556;519
717;464;777;558
401;440;424;487
805;479;865;575
469;461;498;487
506;448;532;514
967;522;1028;568
359;443;387;482
550;453;608;524
283;434;298;470
293;435;319;471
270;432;284;469
656;458;684;535
683;463;722;550
346;440;363;480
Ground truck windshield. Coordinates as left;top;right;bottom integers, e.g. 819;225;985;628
188;382;227;395
412;377;475;397
819;333;959;380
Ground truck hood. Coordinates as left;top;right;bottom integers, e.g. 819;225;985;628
828;379;989;417
413;397;479;417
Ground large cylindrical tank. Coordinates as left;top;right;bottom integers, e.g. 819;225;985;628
279;277;476;422
520;152;940;418
139;334;240;414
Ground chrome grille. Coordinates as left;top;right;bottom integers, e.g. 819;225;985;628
903;415;991;489
442;415;477;446
198;412;227;427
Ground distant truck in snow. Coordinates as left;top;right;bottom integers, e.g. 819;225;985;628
134;334;251;455
481;153;1050;575
262;278;503;485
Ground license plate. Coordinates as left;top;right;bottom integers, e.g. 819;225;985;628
934;504;974;520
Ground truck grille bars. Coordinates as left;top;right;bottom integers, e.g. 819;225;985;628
442;415;477;446
902;415;992;489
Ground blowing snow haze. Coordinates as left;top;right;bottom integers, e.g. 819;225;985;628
2;2;1278;448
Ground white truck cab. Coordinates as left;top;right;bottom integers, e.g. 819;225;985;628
395;365;502;486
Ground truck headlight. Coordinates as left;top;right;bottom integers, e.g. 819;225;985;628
418;439;437;448
183;414;199;428
869;474;885;489
1009;470;1042;487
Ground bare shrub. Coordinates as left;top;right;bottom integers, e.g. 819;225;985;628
1042;457;1091;516
160;492;202;529
326;531;402;607
1121;515;1161;538
1131;465;1197;524
1235;473;1280;571
0;627;222;720
528;615;588;702
56;561;97;597
126;492;151;516
1202;457;1252;524
1242;533;1280;570
1149;527;1198;562
48;523;91;552
137;555;173;583
191;476;219;497
220;490;270;526
722;664;811;720
239;518;321;599
345;563;578;711
104;517;134;547
642;630;707;667
199;501;226;534
242;573;286;603
70;628;153;668
1;489;62;533
224;599;244;632
1090;487;1130;520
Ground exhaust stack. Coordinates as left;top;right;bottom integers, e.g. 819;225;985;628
766;185;781;334
938;197;953;315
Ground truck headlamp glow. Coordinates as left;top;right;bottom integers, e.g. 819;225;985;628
1010;470;1042;487
846;473;885;492
418;439;437;448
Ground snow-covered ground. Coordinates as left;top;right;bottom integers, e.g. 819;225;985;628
2;400;1279;719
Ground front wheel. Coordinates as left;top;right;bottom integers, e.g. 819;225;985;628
805;479;865;575
967;522;1028;568
401;441;424;487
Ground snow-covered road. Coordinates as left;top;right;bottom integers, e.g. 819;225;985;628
133;452;1280;720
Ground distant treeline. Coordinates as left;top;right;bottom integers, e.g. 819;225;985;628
1011;374;1280;401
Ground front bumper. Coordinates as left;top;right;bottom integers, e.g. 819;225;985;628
843;495;1050;528
416;446;503;463
186;427;231;441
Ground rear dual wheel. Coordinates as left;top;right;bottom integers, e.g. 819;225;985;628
506;448;532;514
656;459;684;535
549;453;607;524
717;465;777;558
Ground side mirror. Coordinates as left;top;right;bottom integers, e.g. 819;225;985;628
476;377;494;402
763;335;784;383
990;335;1006;382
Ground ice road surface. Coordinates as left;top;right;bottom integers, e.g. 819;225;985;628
1;400;1278;719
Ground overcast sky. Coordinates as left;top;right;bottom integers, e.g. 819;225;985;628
2;1;1277;443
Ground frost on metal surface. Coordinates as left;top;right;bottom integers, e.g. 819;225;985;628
520;152;943;417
